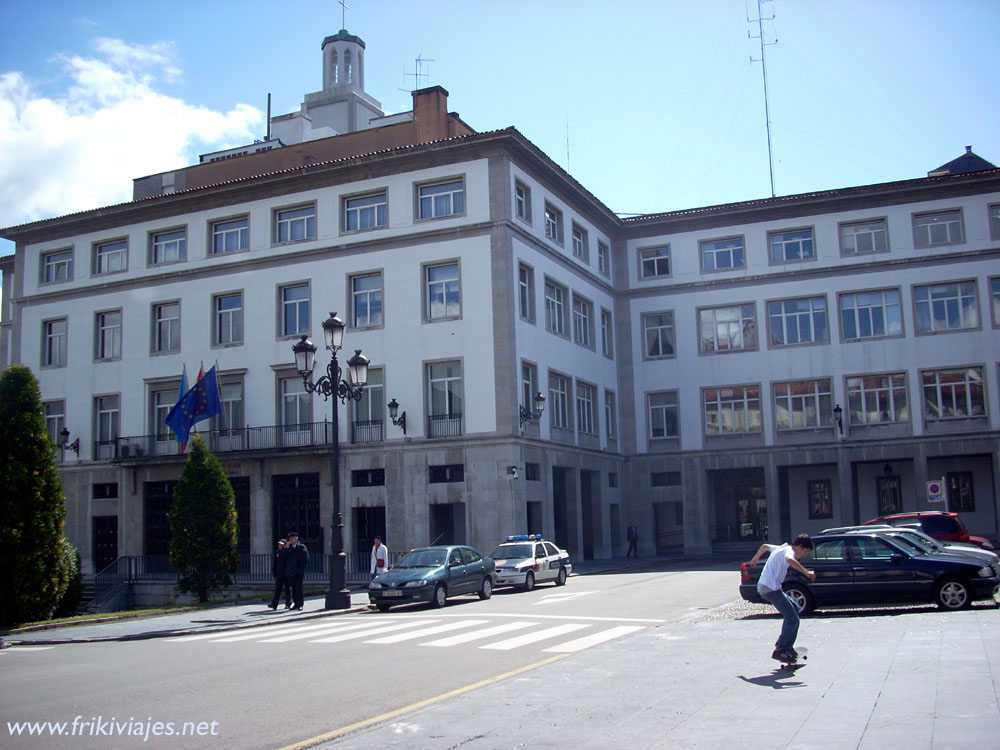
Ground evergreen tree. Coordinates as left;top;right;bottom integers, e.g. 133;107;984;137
168;435;239;602
0;364;71;625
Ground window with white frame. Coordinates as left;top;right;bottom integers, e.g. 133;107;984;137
769;228;814;263
152;387;176;441
544;203;563;244
280;376;310;432
351;273;383;328
921;366;985;421
153;302;180;353
601;308;613;357
913;209;964;248
95;310;122;361
518;264;535;321
767;296;828;347
914;281;979;333
990;204;1000;241
94;239;127;275
425;262;460;320
571;223;588;260
699;304;757;352
42;249;73;284
353;367;383;439
44;401;65;447
773;379;832;430
840;289;902;340
211;217;249;254
344;191;387;231
515;182;531;222
544;280;567;335
418;179;464;219
214;292;243;345
42;318;67;367
428;361;463;436
700;237;745;271
215;381;244;434
521;362;538;414
991;277;1000;327
576;382;596;435
643;311;675;358
704;385;761;435
548;372;570;430
598;241;610;277
604;390;618;441
95;395;120;446
847;373;908;426
639;246;670;279
839;218;888;255
648;390;679;439
151;229;186;265
275;205;316;243
572;294;593;347
280;284;310;337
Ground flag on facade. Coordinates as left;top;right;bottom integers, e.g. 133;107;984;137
165;365;224;447
176;364;189;449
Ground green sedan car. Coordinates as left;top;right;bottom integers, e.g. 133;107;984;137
368;545;496;611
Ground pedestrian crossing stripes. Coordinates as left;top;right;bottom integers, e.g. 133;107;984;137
168;616;646;654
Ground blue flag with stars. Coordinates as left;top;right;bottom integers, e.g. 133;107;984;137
165;365;223;447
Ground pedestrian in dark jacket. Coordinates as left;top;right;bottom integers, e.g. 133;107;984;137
268;538;291;610
284;532;309;610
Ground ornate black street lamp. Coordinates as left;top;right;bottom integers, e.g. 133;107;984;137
519;391;546;427
292;312;370;610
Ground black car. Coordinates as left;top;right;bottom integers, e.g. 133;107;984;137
739;532;1000;614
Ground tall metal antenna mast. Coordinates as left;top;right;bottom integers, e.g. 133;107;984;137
748;0;778;197
401;53;435;92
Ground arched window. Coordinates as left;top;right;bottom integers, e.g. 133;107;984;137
331;51;338;84
345;50;353;84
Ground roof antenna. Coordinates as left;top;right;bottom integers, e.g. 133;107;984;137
748;0;778;198
400;53;435;92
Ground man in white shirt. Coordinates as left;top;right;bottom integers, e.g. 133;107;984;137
370;536;388;580
749;534;815;663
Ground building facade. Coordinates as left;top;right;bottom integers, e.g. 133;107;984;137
2;30;999;576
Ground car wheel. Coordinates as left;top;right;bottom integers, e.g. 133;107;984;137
479;577;493;600
523;571;535;592
431;583;447;608
783;583;814;616
555;567;568;586
376;603;391;612
935;577;971;610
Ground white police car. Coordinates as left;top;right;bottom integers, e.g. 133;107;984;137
489;535;572;591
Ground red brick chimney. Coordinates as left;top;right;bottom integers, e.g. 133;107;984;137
412;86;450;144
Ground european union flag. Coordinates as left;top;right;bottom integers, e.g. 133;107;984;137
165;365;223;447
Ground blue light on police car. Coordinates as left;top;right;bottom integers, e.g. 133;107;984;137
505;533;544;542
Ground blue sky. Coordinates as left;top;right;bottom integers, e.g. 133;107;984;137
2;0;998;259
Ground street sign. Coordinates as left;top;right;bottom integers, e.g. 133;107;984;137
927;480;945;504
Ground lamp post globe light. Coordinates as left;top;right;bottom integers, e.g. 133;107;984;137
291;312;369;610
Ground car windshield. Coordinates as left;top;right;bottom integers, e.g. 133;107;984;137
895;530;937;552
491;544;533;559
398;549;446;568
885;534;928;555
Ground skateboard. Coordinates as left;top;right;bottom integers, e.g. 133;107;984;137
777;646;808;671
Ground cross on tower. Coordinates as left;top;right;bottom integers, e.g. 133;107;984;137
339;0;349;29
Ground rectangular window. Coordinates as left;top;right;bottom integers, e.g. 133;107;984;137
425;262;460;320
914;281;979;333
648;391;679;439
699;304;757;352
548;373;570;430
947;472;975;512
544;203;563;244
418;179;464;219
768;296;828;347
95;310;122;361
576;382;596;435
808;480;833;519
521;362;538;417
153;302;180;353
280;376;310;432
598;241;610;277
428;361;463;437
525;463;541;481
639;246;670;279
93;483;118;499
429;464;465;483
605;390;618;441
704;385;761;435
643;311;675;358
877;475;902;515
601;309;613;357
651;471;681;487
773;379;832;430
847;373;909;425
44;401;65;446
280;284;310;337
914;209;964;248
94;239;127;275
840;289;902;341
700;237;745;271
352;468;386;487
922;367;985;421
769;228;814;263
840;218;888;255
212;217;248;254
353;367;383;443
214;292;243;345
518;264;535;321
571;223;588;260
95;395;120;446
990;204;1000;241
275;205;316;243
151;229;186;265
152;388;176;441
544;280;567;336
344;192;387;231
572;295;593;347
43;318;67;367
992;277;1000;327
352;273;383;328
216;381;244;433
42;249;73;283
514;182;531;222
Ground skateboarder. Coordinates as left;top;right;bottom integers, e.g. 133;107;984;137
748;534;815;663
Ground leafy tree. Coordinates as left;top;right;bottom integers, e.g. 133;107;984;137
0;364;70;625
168;435;239;602
55;538;83;617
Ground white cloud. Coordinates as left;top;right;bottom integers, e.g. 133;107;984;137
0;39;262;230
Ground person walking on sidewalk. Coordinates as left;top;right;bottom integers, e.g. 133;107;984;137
284;532;309;610
268;538;291;610
626;521;639;558
749;534;815;663
370;536;389;580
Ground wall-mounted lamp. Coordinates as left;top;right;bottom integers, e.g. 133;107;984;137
883;463;893;476
519;391;546;427
387;398;407;435
506;465;519;480
833;404;843;435
60;427;80;456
